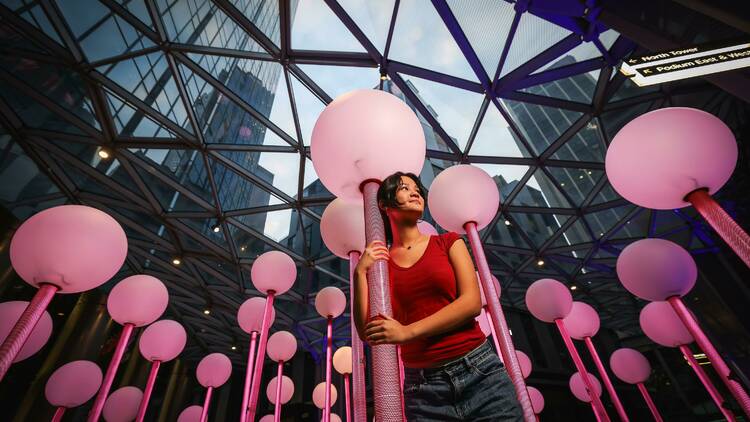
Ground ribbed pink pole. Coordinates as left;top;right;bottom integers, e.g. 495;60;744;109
679;344;736;421
344;373;352;422
397;346;405;421
51;407;65;422
554;319;610;422
465;222;535;422
592;403;604;422
324;316;333;422
584;337;629;422
274;360;284;422
687;190;750;268
362;181;405;421
240;331;259;422
347;252;367;422
246;293;276;421
636;383;663;422
136;360;161;422
668;296;750;416
0;283;58;381
484;307;502;357
88;323;135;422
200;386;213;422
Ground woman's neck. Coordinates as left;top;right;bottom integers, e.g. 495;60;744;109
390;218;422;247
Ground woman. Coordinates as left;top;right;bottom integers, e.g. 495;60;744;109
352;172;523;421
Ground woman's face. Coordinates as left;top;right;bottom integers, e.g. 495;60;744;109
388;175;424;220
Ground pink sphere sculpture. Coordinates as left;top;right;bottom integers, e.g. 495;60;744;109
610;348;652;384
197;353;232;388
525;279;573;322
315;287;346;318
9;205;127;292
251;251;296;295
417;220;438;236
569;372;602;402
320;198;366;259
333;346;352;375
103;386;142;422
527;386;544;414
237;296;276;333
266;375;294;404
107;275;169;327
427;165;499;234
313;382;338;408
177;405;203;422
327;414;342;422
475;309;491;337
516;351;532;379
605;107;737;210
639;301;693;347
310;89;425;200
259;416;274;422
139;320;186;362
267;331;297;362
45;360;102;407
563;302;601;340
0;301;52;362
616;238;696;301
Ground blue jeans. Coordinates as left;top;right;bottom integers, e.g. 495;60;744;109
403;341;523;421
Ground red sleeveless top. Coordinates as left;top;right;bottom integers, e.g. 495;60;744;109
389;232;485;367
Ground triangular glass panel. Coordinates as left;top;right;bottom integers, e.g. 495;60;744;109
291;0;366;52
550;118;606;163
105;91;177;138
113;206;170;238
499;99;583;156
600;100;654;141
495;251;533;271
228;0;281;46
512;167;572;209
552;217;592;247
50;155;124;201
599;29;620;51
297;64;381;100
590;181;621;205
486;217;532;249
547;167;603;206
511;212;571;248
208;153;278;211
0;79;85;135
547;251;585;275
532;36;609;75
301;158;333;200
469;103;532;158
659;225;692;248
115;0;155;30
16;3;64;45
228;220;275;259
176;230;210;253
519;69;599;104
652;209;688;234
338;0;395;52
0;19;50;53
610;207;650;240
610;76;659;102
178;218;228;248
498;11;571;78
584;204;637;239
390;0;476;81
471;164;530;203
0;136;60;203
274;208;308;256
258;208;295;243
57;0;156;62
215;149;300;198
289;74;326;146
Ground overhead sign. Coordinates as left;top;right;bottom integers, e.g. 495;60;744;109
620;41;750;86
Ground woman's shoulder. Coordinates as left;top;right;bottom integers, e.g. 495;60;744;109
435;231;463;251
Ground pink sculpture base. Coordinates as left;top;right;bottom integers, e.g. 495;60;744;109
636;383;663;422
240;331;259;422
348;252;367;422
325;316;333;422
584;337;629;422
247;293;276;421
0;283;58;381
200;386;213;422
687;189;750;268
679;345;736;421
51;407;65;422
466;222;535;422
274;361;284;422
135;360;161;422
344;373;352;422
88;323;135;422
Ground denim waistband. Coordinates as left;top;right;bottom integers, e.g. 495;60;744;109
405;340;495;377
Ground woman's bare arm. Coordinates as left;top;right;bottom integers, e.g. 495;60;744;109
352;267;369;341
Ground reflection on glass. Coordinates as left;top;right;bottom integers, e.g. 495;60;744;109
291;0;363;52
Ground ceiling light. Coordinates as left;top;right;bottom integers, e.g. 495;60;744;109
203;309;210;315
504;220;511;226
380;74;387;81
560;182;565;186
231;345;237;350
579;175;584;179
98;149;111;159
172;258;181;265
212;224;221;233
240;245;246;252
536;259;544;266
570;285;578;290
57;312;65;316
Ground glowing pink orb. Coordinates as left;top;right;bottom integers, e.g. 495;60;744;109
315;286;346;318
610;348;652;384
525;279;572;322
237;296;276;334
177;405;202;422
267;331;297;362
639;301;693;347
563;302;600;340
616;238;696;301
312;382;337;408
333;346;352;375
251;251;296;295
196;353;232;388
527;386;544;414
266;375;294;404
45;360;102;408
0;301;53;362
428;165;500;233
320;198;365;259
139;320;186;362
107;275;168;327
569;372;602;402
103;386;142;422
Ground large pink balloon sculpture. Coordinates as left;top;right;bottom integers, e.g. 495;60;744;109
333;346;353;422
178;405;203;422
0;301;53;363
525;279;610;421
246;251;296;421
238;296;276;422
640;302;736;420
46;360;102;422
606;107;747;267
314;382;338;411
197;353;232;422
89;275;168;422
103;386;142;422
4;205;127;381
527;386;544;420
564;301;629;421
266;376;294;415
267;331;297;422
617;238;750;415
610;348;662;422
136;320;186;421
570;372;604;421
320;198;368;422
316;287;347;422
312;89;425;421
430;164;535;421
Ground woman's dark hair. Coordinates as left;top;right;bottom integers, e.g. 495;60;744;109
377;172;427;244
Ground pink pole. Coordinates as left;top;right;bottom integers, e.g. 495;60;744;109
592;403;604;422
687;189;750;268
200;386;213;422
88;323;135;422
465;222;536;422
135;360;161;422
397;346;405;421
344;373;352;422
584;337;629;422
240;331;259;422
51;407;65;422
484;307;503;358
246;292;276;421
274;360;284;422
324;316;333;422
348;252;367;422
0;283;58;381
636;383;663;422
679;344;736;421
362;181;405;421
554;319;610;422
668;296;750;416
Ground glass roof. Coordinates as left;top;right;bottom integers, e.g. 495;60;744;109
0;0;743;362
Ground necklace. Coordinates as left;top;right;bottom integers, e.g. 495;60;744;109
404;235;423;250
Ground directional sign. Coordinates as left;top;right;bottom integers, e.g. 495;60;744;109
620;40;750;86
